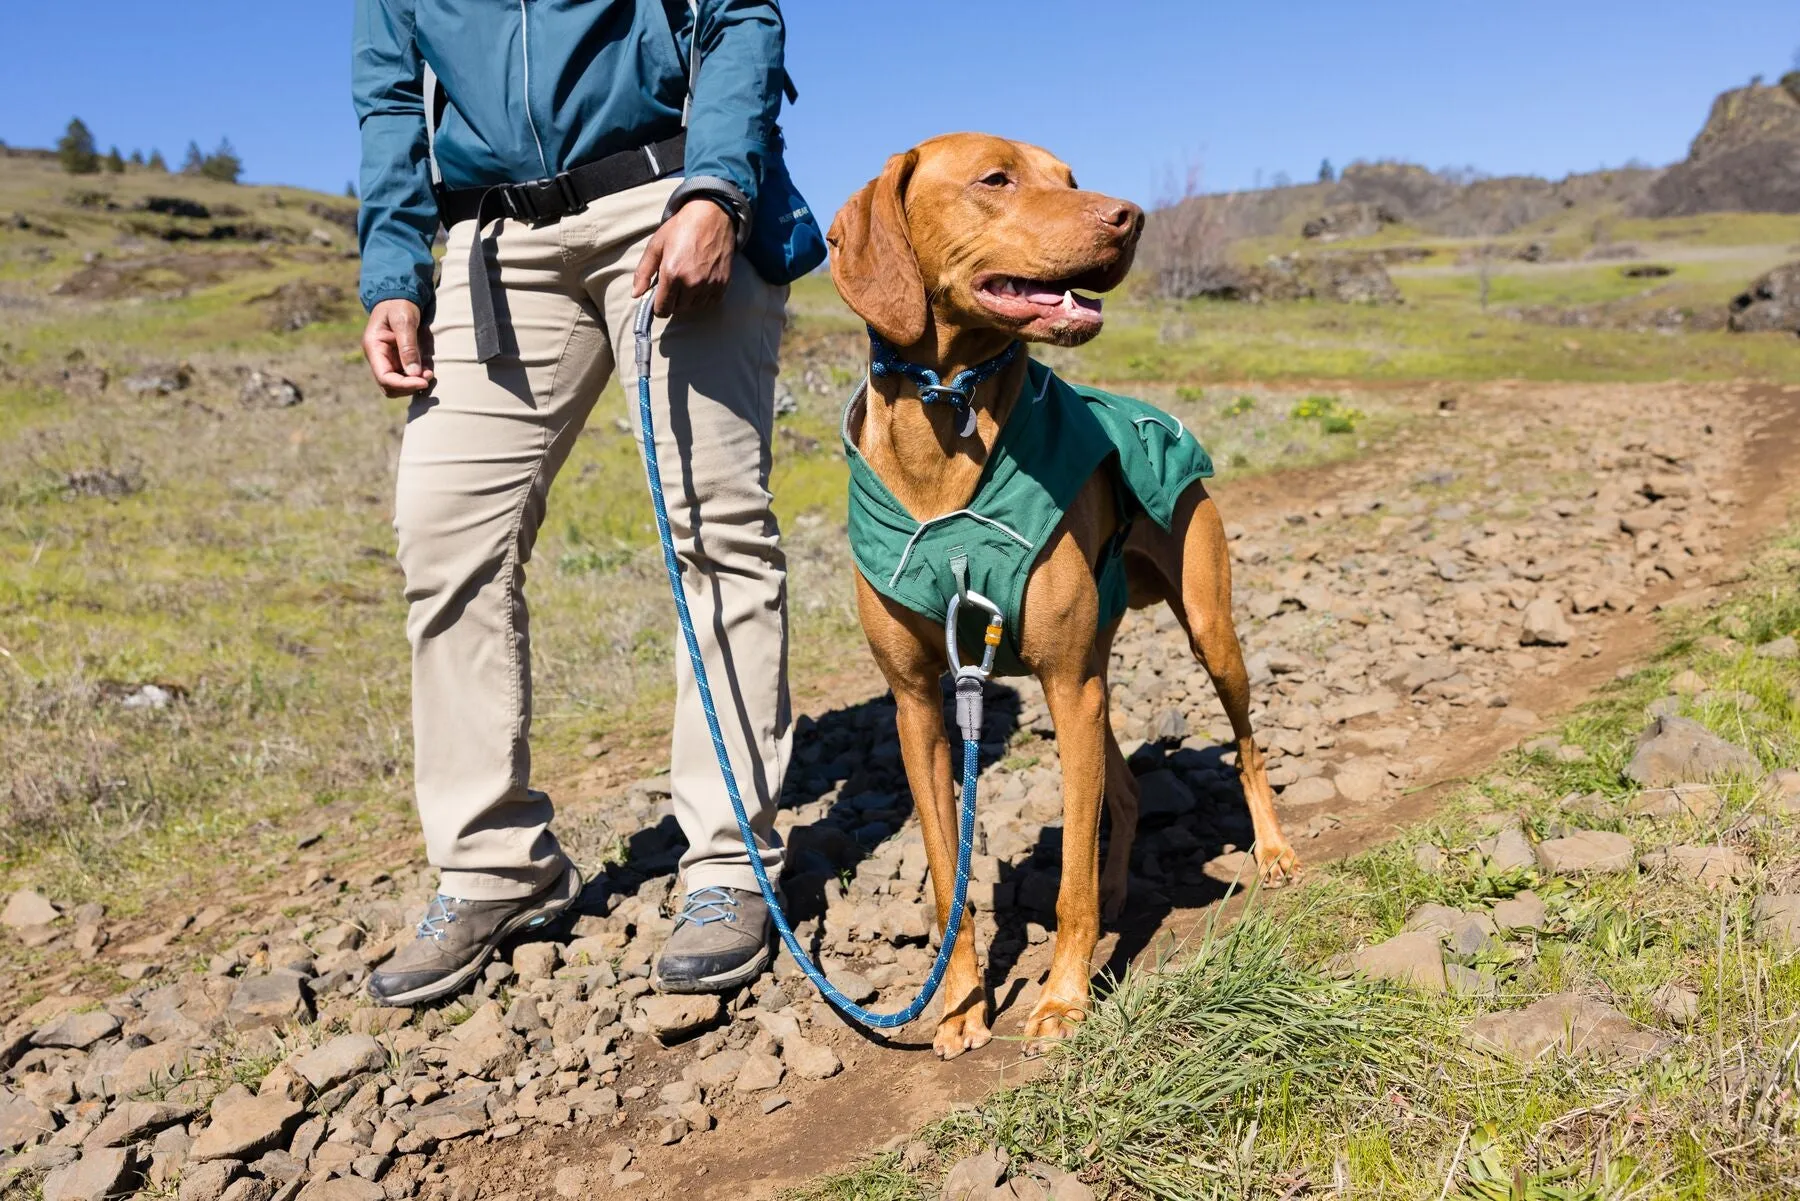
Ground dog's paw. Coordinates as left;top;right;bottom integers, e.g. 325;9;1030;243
1022;997;1084;1055
933;1009;992;1060
1256;840;1302;886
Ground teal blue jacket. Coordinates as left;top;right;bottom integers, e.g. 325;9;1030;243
352;0;785;314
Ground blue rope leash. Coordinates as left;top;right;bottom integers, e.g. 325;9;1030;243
868;328;1019;438
634;296;981;1030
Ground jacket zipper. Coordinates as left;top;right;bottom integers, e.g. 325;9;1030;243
518;0;551;177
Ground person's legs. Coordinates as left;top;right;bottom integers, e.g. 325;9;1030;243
572;182;793;988
594;209;792;891
394;213;612;900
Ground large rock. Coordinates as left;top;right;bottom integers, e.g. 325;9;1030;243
31;1010;121;1050
2;889;60;930
1348;931;1445;992
1465;994;1662;1064
1624;716;1759;787
1332;759;1389;805
296;1178;385;1201
638;994;723;1045
1476;827;1536;872
733;1052;784;1093
113;1042;201;1100
1281;776;1337;807
1535;829;1635;874
1626;784;1721;819
227;974;310;1031
88;1100;198;1148
444;1004;525;1080
1645;81;1800;219
288;1035;386;1092
942;1147;1009;1201
780;1035;843;1081
1491;891;1548;932
175;1158;239;1201
0;1093;57;1151
1728;261;1800;334
1520;598;1574;646
40;1147;132;1201
188;1097;305;1163
1642;844;1751;890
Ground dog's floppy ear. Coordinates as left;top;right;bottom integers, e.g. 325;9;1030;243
828;149;926;348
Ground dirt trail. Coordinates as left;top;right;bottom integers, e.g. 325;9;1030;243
439;379;1800;1197
4;380;1798;1201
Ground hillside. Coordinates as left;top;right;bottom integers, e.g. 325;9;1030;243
1154;75;1800;256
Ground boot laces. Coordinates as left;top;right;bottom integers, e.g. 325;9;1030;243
416;894;461;941
675;886;740;928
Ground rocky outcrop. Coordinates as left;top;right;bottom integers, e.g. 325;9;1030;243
1640;81;1800;217
1728;262;1800;335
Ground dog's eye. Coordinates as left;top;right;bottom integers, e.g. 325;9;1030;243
977;171;1010;188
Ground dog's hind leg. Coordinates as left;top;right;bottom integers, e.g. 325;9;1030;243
1174;487;1300;885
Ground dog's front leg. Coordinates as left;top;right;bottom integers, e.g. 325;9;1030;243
1024;664;1109;1051
855;577;990;1058
891;679;991;1058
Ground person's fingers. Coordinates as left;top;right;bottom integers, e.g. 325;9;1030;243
364;327;400;385
655;272;682;318
392;311;424;378
633;234;665;299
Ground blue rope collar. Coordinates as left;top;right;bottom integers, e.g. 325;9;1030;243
868;327;1021;438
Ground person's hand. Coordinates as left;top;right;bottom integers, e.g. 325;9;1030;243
633;199;735;317
362;299;435;397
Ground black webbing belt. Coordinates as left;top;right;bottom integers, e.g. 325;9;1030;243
437;132;685;363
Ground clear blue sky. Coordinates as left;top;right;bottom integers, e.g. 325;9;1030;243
3;2;1796;221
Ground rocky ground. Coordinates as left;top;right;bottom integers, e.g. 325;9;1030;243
2;377;1798;1201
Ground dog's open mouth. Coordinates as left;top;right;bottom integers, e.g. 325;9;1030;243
973;272;1108;331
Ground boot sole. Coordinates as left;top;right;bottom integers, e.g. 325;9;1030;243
368;863;583;1008
653;940;773;995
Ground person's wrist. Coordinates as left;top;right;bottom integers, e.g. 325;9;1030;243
676;193;738;236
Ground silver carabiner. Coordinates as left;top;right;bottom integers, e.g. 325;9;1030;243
945;590;1003;746
945;588;1004;678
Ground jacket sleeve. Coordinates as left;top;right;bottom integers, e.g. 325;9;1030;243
352;0;439;314
680;0;785;222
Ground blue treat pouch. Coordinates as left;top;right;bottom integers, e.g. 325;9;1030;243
746;127;825;285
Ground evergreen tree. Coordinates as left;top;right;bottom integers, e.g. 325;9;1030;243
180;141;206;175
147;148;168;172
344;181;358;200
1318;158;1336;183
199;138;242;184
129;149;144;167
104;146;126;174
57;117;101;174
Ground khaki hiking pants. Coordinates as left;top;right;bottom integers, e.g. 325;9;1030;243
395;175;790;902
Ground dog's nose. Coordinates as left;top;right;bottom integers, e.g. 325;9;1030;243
1094;198;1143;235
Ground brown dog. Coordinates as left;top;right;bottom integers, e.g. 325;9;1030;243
827;133;1299;1059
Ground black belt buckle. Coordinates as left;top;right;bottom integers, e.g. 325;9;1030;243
500;172;585;225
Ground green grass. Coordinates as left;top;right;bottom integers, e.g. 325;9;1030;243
792;523;1800;1200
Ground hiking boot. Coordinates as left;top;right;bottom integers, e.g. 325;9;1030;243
654;886;774;994
366;862;582;1007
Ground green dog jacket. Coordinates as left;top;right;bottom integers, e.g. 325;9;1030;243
844;358;1214;676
